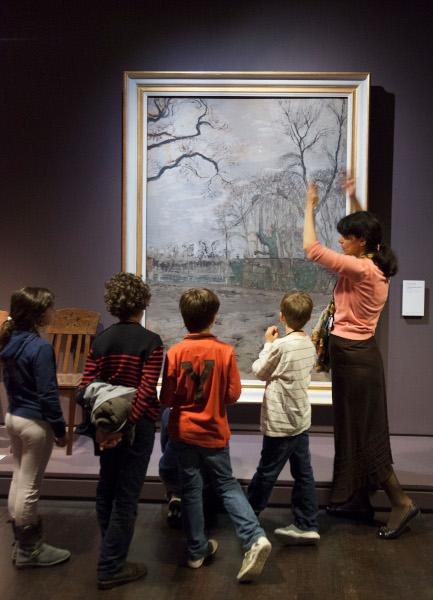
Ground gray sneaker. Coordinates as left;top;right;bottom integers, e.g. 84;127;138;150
237;536;272;582
15;521;70;569
274;524;320;545
98;562;148;590
15;542;71;568
187;539;218;568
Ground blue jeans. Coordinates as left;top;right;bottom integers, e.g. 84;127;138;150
248;431;318;531
173;441;265;560
159;408;181;496
96;417;155;577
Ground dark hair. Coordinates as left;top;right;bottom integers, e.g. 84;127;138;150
280;290;313;330
179;288;220;333
0;287;55;351
337;211;398;278
104;272;151;320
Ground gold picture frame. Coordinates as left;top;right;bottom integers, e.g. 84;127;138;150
122;71;370;404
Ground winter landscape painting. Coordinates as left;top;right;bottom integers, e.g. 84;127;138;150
144;96;348;380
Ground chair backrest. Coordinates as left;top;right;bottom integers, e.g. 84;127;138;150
0;311;9;326
46;308;100;374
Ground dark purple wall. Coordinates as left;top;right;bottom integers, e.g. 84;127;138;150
1;1;432;433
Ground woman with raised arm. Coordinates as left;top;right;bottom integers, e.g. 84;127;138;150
303;180;419;539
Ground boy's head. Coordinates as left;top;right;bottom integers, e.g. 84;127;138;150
179;288;220;333
280;290;313;330
104;272;151;320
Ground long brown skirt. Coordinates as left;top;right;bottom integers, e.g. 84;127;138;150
329;334;393;503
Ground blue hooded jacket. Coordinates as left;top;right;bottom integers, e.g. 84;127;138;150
0;331;66;438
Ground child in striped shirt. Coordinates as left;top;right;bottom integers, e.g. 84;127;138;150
248;290;320;545
79;272;163;590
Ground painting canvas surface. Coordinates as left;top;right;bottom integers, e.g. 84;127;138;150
145;96;347;379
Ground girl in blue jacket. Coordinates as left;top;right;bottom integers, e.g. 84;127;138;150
0;287;70;568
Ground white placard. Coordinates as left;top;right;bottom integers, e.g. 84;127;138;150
402;280;425;317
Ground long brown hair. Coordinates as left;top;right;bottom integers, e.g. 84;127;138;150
0;287;55;352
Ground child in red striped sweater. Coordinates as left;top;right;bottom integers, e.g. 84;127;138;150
79;272;163;590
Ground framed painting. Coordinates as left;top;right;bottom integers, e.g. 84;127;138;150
123;71;370;404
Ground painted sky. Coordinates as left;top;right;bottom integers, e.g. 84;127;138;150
146;97;347;251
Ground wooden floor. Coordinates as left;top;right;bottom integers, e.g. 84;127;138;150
1;500;432;600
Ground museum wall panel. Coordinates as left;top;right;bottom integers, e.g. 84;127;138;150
0;0;432;433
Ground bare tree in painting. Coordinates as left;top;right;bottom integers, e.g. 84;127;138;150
214;201;238;260
276;99;347;248
197;240;219;259
224;186;262;257
212;99;346;261
312;100;347;247
279;100;329;186
147;98;232;191
317;101;347;205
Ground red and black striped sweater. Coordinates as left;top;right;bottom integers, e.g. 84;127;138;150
80;322;163;423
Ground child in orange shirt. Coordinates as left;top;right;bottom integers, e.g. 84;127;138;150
160;288;271;582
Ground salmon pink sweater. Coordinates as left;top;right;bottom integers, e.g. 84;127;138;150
306;241;389;340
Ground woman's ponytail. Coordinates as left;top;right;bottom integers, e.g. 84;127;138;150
373;243;398;278
337;211;398;279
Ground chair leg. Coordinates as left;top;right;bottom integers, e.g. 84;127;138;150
67;391;76;456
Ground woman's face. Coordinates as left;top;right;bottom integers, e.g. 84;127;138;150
338;235;366;257
40;305;56;327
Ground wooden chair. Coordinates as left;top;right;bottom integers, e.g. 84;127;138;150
0;311;9;326
46;308;100;455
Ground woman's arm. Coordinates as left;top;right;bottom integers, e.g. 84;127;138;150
34;344;66;439
304;180;369;281
344;176;363;213
303;183;319;251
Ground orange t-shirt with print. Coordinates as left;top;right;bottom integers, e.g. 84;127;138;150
160;334;241;448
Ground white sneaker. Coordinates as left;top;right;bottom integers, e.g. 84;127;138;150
274;524;320;545
187;539;218;569
236;536;272;582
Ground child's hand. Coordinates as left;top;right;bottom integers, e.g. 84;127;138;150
265;326;279;343
96;429;123;451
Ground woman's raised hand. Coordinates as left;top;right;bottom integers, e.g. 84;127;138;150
341;173;362;213
342;175;356;198
306;182;319;208
303;182;319;249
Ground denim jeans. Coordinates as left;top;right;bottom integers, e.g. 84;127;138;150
96;417;155;577
173;441;265;560
248;431;318;531
158;408;181;496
